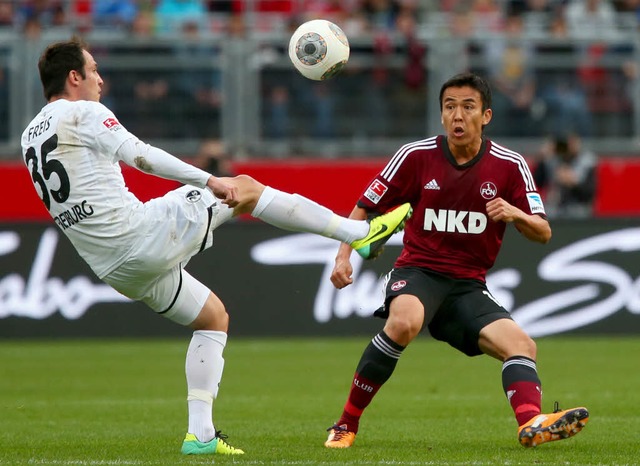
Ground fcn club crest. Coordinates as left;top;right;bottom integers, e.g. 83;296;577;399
391;280;407;291
480;182;497;199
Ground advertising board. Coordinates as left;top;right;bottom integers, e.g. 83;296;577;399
2;220;639;338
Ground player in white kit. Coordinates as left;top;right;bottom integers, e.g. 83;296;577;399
21;37;412;456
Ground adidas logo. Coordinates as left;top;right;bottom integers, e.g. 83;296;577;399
424;179;440;190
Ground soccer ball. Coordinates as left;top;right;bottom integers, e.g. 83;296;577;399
288;19;350;81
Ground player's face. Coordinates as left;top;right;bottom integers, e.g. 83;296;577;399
440;86;492;147
78;49;103;102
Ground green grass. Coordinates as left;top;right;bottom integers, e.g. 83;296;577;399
1;336;638;465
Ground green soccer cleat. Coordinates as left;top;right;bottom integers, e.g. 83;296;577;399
350;203;412;260
181;431;244;455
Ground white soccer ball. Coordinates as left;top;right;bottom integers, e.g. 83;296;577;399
288;19;350;81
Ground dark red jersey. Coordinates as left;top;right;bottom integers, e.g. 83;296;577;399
357;136;546;281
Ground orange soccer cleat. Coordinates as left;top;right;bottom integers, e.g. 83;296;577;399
518;402;589;448
324;424;356;448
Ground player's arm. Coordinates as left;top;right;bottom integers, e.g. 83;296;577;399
486;197;551;244
116;138;238;204
331;205;368;289
117;138;209;186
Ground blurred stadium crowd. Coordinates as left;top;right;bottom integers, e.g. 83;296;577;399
0;1;638;38
0;0;638;167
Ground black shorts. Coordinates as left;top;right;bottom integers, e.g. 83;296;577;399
376;267;512;357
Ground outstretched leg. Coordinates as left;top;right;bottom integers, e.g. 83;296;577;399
218;176;412;259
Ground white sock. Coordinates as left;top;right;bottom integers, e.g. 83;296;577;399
185;330;227;443
251;187;368;243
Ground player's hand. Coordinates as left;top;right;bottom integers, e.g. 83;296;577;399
331;254;354;289
486;197;522;224
207;176;239;207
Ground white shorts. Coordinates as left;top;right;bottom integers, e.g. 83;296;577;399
102;185;234;325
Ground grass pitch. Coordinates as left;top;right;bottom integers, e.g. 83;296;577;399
1;336;638;465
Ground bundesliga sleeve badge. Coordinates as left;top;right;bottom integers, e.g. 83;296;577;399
364;180;388;204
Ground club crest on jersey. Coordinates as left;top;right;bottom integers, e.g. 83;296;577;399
185;189;202;203
526;192;546;215
364;180;388;204
391;280;407;291
102;117;122;131
480;181;497;199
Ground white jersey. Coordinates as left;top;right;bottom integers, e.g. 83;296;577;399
21;99;211;278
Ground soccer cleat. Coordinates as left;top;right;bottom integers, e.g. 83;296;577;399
518;402;589;448
324;424;356;448
350;203;412;260
181;431;244;455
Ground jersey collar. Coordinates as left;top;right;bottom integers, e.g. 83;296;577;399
441;136;487;169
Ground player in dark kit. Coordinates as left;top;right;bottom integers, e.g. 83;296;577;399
324;72;589;449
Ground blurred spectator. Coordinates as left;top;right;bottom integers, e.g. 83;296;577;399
397;3;424;91
17;0;68;30
0;67;7;140
506;0;563;34
264;16;338;140
361;0;401;32
533;133;597;218
470;0;504;33
0;0;13;27
537;9;593;136
171;19;223;137
227;10;246;36
359;27;394;137
299;0;350;23
565;0;618;39
255;0;295;13
435;6;476;76
119;9;173;137
155;0;207;35
393;1;427;135
350;1;413;137
621;58;638;103
129;8;155;37
23;15;43;39
616;0;640;12
339;5;369;36
265;84;290;139
575;39;633;136
205;0;239;13
485;10;538;137
616;0;640;22
193;139;235;177
507;0;563;14
93;0;139;30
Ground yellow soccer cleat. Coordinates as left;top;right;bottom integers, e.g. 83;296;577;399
324;424;356;448
518;403;589;448
350;203;412;260
181;431;244;455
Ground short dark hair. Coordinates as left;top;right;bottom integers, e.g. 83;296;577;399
439;72;492;112
38;36;88;100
